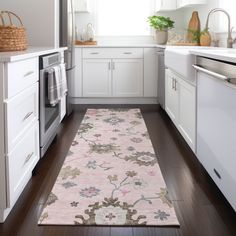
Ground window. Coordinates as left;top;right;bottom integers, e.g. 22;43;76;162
95;0;155;36
218;1;236;32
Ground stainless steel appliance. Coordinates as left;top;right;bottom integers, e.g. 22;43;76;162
60;0;76;116
157;48;165;108
193;57;236;211
39;53;61;157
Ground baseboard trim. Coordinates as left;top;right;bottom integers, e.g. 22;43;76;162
71;97;158;105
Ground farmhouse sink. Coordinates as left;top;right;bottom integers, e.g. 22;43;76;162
165;47;196;82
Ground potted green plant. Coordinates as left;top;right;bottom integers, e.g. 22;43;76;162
147;15;175;45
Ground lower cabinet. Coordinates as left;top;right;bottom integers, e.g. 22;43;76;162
112;59;143;97
74;47;158;100
165;69;196;151
82;58;143;97
165;69;178;123
6;122;39;207
83;59;112;97
0;56;40;223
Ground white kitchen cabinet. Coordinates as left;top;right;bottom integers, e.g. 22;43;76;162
6;122;39;207
156;0;177;12
0;57;40;223
83;59;112;97
5;83;39;153
74;0;90;12
177;76;196;150
177;0;206;8
165;69;178;123
144;48;158;97
73;47;158;103
165;69;196;151
112;59;143;97
83;48;144;59
83;58;143;97
81;48;145;98
5;57;39;98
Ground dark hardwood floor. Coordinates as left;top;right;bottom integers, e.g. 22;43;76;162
0;105;236;236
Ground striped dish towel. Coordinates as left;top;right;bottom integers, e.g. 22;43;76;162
47;66;61;106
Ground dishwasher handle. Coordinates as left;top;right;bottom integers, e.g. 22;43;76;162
192;64;229;82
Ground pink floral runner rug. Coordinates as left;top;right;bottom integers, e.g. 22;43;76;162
39;109;179;226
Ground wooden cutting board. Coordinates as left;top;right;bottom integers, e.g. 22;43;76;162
168;42;199;46
75;40;97;45
187;11;200;43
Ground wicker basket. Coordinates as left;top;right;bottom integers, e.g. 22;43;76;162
0;11;27;52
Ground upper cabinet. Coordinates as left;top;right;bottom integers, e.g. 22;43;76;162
156;0;177;12
156;0;206;12
177;0;206;8
74;0;90;13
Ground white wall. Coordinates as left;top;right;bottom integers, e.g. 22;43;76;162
0;0;59;47
75;0;185;44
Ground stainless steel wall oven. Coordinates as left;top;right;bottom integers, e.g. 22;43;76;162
39;53;61;157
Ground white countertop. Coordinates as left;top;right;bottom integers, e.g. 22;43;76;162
0;47;67;62
75;43;166;49
189;48;236;63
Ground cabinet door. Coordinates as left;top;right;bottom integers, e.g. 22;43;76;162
6;122;39;207
177;77;196;150
165;69;178;123
156;0;177;11
83;59;112;97
5;83;39;153
112;59;143;97
177;0;206;8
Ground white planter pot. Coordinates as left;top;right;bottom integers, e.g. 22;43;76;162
156;30;168;45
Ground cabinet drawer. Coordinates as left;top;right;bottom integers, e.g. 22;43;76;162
5;83;39;152
6;122;39;207
83;48;143;59
5;57;39;98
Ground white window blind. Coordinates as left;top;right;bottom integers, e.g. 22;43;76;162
96;0;154;36
219;1;236;32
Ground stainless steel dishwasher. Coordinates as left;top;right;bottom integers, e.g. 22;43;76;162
157;48;165;108
193;57;236;211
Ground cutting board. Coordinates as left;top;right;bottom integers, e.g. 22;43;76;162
187;11;200;43
75;40;97;45
168;42;199;46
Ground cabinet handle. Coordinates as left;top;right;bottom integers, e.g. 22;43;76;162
174;79;177;91
123;52;132;55
172;78;175;89
214;168;222;179
23;152;34;166
22;111;34;122
90;52;99;55
23;71;34;78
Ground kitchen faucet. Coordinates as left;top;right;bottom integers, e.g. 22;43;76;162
205;8;235;48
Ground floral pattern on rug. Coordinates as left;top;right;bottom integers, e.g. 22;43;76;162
38;109;179;226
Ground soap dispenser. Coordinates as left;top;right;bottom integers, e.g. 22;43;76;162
86;23;95;42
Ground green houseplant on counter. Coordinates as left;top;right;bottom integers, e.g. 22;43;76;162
147;15;174;45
